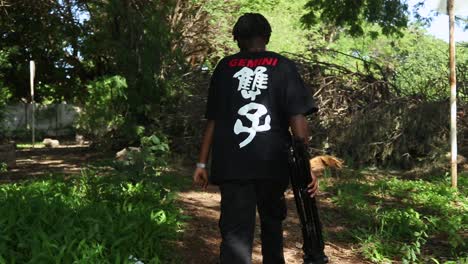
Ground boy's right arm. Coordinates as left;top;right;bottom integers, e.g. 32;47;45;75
193;120;215;189
289;115;318;197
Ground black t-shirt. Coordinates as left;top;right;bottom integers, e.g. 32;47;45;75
205;51;317;184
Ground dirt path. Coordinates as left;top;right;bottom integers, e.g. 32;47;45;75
0;144;105;182
177;183;369;264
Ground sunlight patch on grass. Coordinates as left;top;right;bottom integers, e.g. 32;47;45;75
16;142;45;149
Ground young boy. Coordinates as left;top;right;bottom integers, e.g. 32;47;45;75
193;13;319;264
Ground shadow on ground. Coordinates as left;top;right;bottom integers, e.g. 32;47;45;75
0;144;111;182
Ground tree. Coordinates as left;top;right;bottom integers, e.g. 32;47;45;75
0;0;207;120
301;0;410;36
0;0;90;102
82;0;173;121
301;0;468;37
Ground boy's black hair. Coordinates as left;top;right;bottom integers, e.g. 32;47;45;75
232;13;271;41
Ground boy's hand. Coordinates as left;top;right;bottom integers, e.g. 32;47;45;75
307;171;319;197
193;168;209;190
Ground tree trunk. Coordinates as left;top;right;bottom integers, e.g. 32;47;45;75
448;0;457;189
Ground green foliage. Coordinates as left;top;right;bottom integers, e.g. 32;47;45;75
83;0;177;120
0;163;7;173
0;1;88;101
0;172;182;263
114;133;170;179
301;0;413;36
326;24;459;100
0;49;12;142
76;76;128;138
0;50;12;102
0;0;187;135
323;172;467;263
0;88;11;136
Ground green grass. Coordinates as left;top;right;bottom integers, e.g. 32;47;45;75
0;171;184;264
321;170;467;264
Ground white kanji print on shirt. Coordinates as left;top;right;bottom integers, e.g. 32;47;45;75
233;102;271;148
233;66;269;101
231;65;272;148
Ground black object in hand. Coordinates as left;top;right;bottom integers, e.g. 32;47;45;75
289;139;328;264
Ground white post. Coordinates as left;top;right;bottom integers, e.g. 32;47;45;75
30;60;35;148
448;0;457;189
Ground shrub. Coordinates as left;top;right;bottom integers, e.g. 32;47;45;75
75;76;128;139
0;172;182;263
114;133;170;180
0;85;12;143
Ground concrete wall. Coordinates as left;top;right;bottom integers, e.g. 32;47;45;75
1;103;80;137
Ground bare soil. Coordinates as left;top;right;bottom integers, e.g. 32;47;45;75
0;143;104;182
176;183;370;264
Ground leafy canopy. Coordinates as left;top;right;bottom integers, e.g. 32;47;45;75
302;0;410;36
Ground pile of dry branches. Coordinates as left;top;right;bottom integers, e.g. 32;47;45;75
292;53;466;168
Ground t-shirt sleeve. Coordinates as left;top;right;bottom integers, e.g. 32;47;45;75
282;61;318;116
204;61;223;120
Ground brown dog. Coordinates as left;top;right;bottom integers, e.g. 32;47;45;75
309;155;344;177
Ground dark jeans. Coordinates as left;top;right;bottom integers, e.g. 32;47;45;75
219;178;289;264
